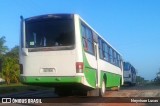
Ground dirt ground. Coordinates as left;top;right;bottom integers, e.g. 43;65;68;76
106;84;160;97
101;84;160;106
103;84;160;106
57;84;160;106
42;84;160;106
1;84;160;106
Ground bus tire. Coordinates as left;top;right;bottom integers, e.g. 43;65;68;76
115;86;120;91
99;79;106;97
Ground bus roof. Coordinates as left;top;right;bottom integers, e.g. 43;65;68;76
25;13;74;21
23;13;122;56
75;14;122;56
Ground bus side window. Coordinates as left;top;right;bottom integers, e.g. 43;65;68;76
98;38;103;59
117;54;120;67
81;23;94;55
109;47;113;63
86;27;94;55
113;50;117;65
103;43;109;61
81;25;88;50
102;42;106;60
116;53;119;67
105;44;109;62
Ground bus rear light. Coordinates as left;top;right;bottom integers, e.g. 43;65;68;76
76;62;83;73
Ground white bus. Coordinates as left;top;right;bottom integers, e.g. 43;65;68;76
123;62;136;86
19;14;123;96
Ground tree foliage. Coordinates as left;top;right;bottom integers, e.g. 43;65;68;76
2;46;20;84
0;36;8;56
0;36;19;84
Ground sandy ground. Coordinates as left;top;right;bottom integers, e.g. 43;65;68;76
106;84;160;97
1;84;160;106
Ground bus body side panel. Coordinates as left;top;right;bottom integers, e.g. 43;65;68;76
82;52;97;88
77;16;97;88
78;16;123;89
101;71;121;87
124;70;136;85
124;70;132;84
98;59;122;88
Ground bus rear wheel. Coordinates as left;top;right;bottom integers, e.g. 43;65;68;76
99;80;106;97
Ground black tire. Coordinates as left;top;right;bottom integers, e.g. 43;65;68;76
99;80;106;97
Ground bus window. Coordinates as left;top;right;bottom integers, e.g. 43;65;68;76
124;62;130;71
98;38;103;59
81;23;94;55
25;18;75;50
81;25;88;50
103;43;109;61
93;31;98;43
118;55;121;67
86;27;94;54
109;47;113;63
81;24;86;38
113;51;117;65
116;53;119;66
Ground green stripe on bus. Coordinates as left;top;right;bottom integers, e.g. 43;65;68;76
101;71;121;87
20;76;82;84
82;51;97;88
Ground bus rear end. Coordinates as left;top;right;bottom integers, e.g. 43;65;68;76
123;62;136;85
19;14;84;90
123;62;131;84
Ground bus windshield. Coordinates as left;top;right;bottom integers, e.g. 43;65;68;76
123;62;130;71
25;17;75;51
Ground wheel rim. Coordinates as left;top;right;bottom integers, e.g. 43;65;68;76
101;81;105;94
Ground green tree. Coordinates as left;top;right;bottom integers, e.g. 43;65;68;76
0;36;20;84
2;56;12;84
0;36;8;77
2;46;20;84
6;46;19;83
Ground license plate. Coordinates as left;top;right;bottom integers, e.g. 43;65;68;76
40;68;56;73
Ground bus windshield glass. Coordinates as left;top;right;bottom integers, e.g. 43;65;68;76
124;63;130;71
25;17;75;51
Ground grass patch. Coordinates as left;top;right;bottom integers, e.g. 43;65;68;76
0;83;53;95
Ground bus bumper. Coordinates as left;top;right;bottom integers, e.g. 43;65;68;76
20;76;82;85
